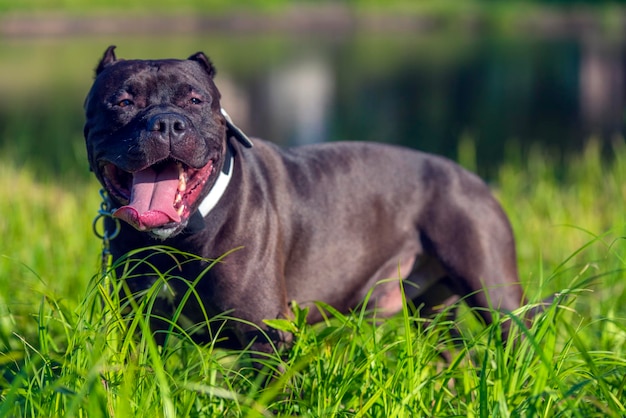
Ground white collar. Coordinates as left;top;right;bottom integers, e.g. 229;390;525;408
198;145;234;217
196;108;251;217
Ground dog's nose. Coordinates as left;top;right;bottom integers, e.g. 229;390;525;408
147;113;187;142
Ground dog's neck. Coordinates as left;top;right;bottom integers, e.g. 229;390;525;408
181;143;233;234
197;143;234;218
185;111;252;233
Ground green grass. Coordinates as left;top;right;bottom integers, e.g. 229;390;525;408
1;139;625;416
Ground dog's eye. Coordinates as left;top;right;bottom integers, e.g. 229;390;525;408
117;99;133;108
190;97;202;105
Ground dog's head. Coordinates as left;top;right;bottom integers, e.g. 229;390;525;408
84;46;229;239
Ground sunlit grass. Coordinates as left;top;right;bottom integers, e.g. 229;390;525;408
0;165;100;330
1;139;625;416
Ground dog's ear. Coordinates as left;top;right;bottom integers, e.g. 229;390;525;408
95;45;118;76
188;52;216;79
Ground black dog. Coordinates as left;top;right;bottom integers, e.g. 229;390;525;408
84;46;526;353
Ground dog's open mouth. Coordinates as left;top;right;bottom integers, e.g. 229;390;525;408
102;160;214;232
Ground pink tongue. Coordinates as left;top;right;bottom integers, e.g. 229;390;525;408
113;164;182;231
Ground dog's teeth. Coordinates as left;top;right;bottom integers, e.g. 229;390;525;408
178;164;187;192
176;204;184;216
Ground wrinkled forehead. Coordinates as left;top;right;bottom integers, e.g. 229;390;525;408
90;59;214;98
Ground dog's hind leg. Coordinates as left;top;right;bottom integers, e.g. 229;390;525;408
415;186;526;341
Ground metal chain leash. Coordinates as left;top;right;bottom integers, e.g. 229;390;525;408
92;189;121;277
